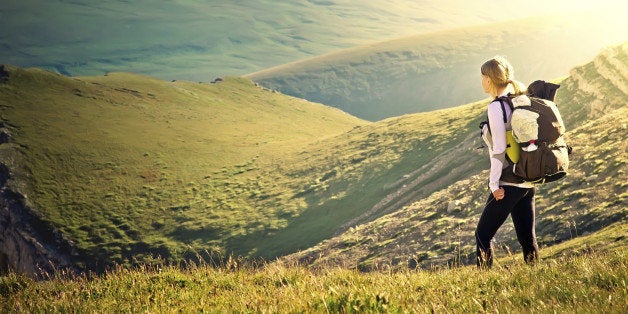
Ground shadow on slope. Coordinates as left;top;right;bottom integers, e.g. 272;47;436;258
225;101;489;258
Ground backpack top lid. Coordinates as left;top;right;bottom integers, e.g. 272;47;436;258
527;80;560;101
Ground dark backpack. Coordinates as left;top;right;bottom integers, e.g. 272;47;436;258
496;81;571;183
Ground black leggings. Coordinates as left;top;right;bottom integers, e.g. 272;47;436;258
475;185;539;267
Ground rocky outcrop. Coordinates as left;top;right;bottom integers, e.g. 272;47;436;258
560;42;628;126
0;163;84;278
0;65;9;83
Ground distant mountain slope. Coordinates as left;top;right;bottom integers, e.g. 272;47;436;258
1;1;625;81
0;1;537;80
247;12;628;120
282;43;628;270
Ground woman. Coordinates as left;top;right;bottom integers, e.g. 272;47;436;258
475;56;539;268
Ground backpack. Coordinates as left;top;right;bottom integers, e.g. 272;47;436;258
495;81;571;183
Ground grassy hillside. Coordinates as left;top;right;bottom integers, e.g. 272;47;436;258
0;65;365;269
0;42;625;274
1;226;625;312
2;0;586;82
247;11;628;120
0;62;489;268
282;43;628;270
284;107;627;270
244;42;628;261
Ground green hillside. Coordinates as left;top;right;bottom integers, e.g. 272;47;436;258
247;12;628;120
283;43;628;270
228;100;488;258
0;42;626;275
0;65;365;271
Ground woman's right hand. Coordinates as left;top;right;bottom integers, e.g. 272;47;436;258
493;187;505;201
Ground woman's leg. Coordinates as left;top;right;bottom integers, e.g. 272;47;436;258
510;187;539;264
475;189;524;268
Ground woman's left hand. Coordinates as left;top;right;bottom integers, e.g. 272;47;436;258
493;188;505;201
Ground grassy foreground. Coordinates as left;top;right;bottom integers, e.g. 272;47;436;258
1;238;625;312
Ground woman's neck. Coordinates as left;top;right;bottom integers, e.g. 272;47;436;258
493;87;507;97
493;85;514;98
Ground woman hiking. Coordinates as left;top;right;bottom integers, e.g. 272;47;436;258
475;56;539;268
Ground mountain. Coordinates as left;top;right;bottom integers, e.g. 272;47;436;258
246;11;628;120
0;42;625;276
1;1;625;82
282;42;628;270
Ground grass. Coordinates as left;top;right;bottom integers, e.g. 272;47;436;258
0;225;626;312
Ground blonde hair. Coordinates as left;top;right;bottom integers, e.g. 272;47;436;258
481;55;526;97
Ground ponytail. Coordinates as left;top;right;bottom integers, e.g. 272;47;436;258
482;56;526;97
509;79;527;96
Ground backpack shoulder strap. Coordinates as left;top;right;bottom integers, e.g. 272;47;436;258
494;96;514;123
483;95;515;136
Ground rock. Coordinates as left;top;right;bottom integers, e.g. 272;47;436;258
0;65;9;83
447;200;460;213
0;129;9;144
0;164;84;278
584;174;598;183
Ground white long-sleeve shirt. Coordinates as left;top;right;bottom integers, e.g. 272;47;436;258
482;89;534;192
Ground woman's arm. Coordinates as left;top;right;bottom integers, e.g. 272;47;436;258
487;101;508;193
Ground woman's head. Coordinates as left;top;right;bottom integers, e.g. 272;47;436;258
481;56;525;97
